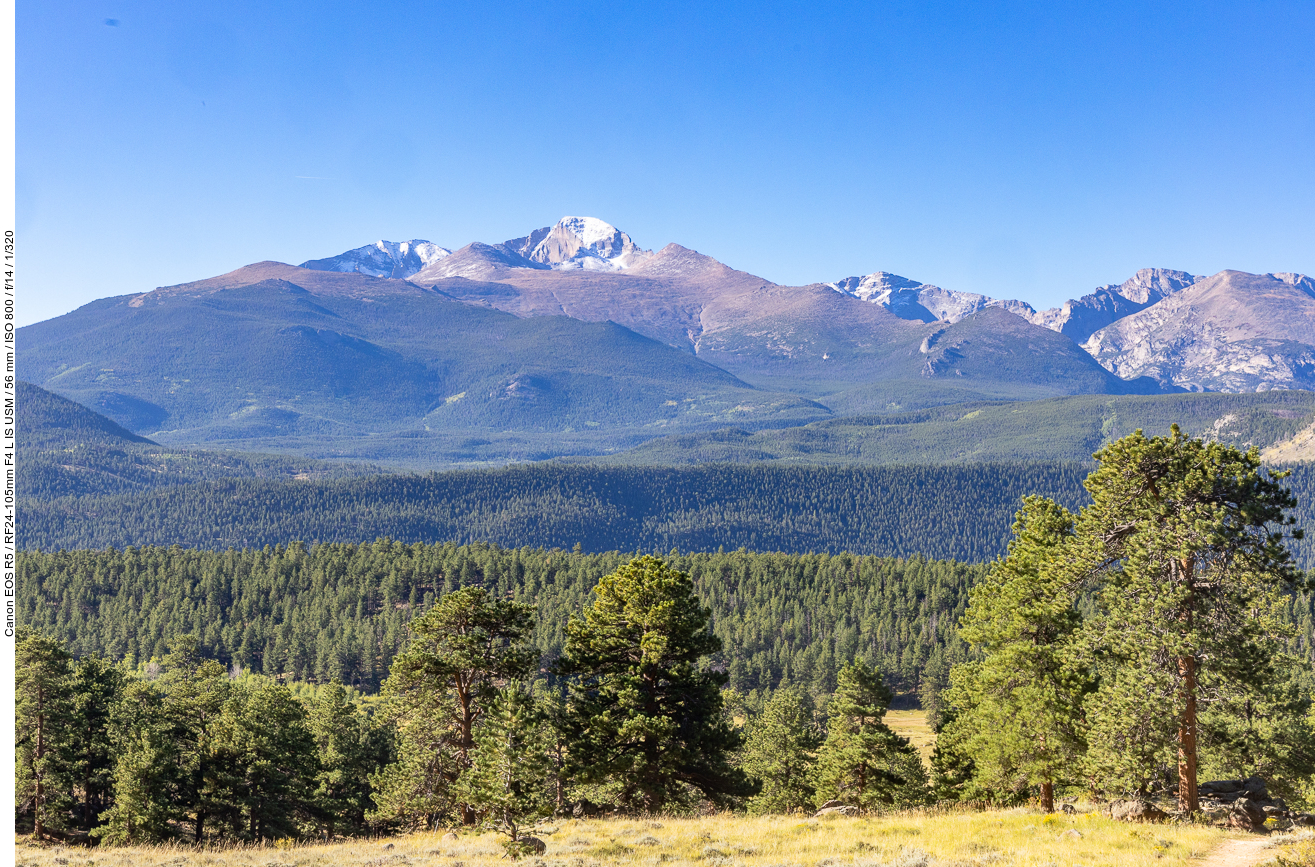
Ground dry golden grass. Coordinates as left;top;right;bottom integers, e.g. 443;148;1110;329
13;808;1234;867
1263;829;1315;865
883;711;936;766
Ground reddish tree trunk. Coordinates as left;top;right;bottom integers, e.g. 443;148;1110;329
1178;652;1199;813
34;691;45;840
1040;780;1055;813
1177;557;1199;814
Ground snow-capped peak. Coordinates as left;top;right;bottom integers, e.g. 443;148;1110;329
826;272;1038;324
558;216;622;248
504;217;654;271
300;239;451;279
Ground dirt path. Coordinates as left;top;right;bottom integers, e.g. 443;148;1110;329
1197;836;1275;867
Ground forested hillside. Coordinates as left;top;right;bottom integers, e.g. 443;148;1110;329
20;463;1094;561
600;390;1315;466
17;543;982;697
17;381;376;498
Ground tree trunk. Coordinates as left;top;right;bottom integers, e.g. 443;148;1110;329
1177;556;1199;814
34;695;45;840
1177;651;1199;813
456;673;477;825
1040;780;1054;813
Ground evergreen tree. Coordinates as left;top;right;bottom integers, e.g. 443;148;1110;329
926;708;978;804
156;638;232;842
456;684;551;856
15;629;75;839
812;662;926;810
308;683;388;836
68;654;125;831
96;679;178;844
558;556;752;811
371;586;535;827
1072;427;1303;812
740;688;820;815
947;497;1091;811
1197;667;1315;803
209;682;320;840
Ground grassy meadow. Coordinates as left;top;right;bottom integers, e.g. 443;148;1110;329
11;810;1250;867
883;711;937;765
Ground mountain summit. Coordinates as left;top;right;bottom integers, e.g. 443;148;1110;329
504;216;652;271
310;218;653;284
300;239;451;278
825;272;1038;324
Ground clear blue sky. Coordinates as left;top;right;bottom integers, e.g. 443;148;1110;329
18;0;1315;326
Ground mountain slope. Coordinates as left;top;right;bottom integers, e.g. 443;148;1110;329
16;381;374;498
1083;271;1315;391
593;390;1315;466
17;263;827;454
409;240;1162;408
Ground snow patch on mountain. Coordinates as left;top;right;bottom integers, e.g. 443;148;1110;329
826;272;1038;324
503;217;653;271
300;240;451;279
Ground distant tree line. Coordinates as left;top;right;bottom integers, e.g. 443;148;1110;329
17;545;984;698
19;463;1095;562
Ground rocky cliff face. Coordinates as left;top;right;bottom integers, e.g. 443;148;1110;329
504;216;653;271
1083;271;1315;391
825;272;1038;323
1033;268;1201;343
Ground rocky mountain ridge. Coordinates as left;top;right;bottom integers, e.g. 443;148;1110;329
300;239;451;278
304;218;1307;393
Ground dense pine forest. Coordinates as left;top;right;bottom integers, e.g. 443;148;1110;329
17;543;983;698
24;453;1315;568
20;463;1097;560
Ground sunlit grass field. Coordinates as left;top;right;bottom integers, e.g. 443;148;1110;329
13;809;1237;867
883;710;936;765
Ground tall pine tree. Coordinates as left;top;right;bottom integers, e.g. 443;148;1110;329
812;662;926;810
947;497;1091;811
15;629;75;839
558;556;751;811
1072;427;1303;812
371;586;535;828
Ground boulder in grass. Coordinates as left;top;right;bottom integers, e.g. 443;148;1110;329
814;805;859;818
504;836;547;859
1109;799;1168;823
1226;809;1260;832
1232;798;1268;830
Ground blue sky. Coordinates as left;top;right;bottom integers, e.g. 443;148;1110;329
18;1;1315;326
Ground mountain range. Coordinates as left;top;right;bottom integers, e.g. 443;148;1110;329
18;216;1315;466
303;217;1315;395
